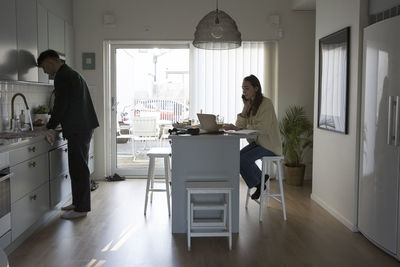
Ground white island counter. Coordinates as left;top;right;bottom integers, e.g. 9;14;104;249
170;132;252;233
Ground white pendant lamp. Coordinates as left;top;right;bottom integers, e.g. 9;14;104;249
193;0;242;50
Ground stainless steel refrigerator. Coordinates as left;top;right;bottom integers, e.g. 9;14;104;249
358;15;400;259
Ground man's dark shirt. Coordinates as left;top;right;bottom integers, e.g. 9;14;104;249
46;64;99;137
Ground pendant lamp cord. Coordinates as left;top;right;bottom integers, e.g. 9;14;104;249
215;0;220;24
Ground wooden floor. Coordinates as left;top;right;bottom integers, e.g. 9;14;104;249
8;179;399;267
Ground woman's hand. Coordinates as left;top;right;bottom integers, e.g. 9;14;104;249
222;123;239;131
241;96;251;116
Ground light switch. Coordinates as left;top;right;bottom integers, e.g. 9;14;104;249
82;52;95;70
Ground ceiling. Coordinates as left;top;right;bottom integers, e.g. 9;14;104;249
292;0;316;11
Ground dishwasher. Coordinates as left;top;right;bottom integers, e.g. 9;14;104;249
0;151;11;249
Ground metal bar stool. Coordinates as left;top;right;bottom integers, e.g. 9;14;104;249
144;147;171;216
245;156;287;222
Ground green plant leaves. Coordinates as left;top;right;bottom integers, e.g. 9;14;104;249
279;105;313;167
33;105;50;114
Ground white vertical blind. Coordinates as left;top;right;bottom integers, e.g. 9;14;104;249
190;42;269;124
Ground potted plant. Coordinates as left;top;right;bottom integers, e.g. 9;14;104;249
32;105;50;125
279;105;313;186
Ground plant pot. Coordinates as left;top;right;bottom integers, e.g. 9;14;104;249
284;164;305;186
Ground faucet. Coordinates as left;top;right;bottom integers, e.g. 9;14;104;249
10;93;33;131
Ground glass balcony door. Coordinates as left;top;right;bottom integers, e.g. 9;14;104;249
110;45;189;177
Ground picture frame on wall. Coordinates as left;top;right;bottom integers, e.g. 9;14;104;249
318;27;350;134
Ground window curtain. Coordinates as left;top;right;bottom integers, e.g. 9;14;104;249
190;41;278;124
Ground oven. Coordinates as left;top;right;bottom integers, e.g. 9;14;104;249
0;152;11;244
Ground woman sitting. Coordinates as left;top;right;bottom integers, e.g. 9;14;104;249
223;74;282;199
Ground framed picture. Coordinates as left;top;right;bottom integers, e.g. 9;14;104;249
318;27;350;134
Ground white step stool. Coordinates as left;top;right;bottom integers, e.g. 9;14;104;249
186;181;232;251
144;147;172;216
245;156;287;222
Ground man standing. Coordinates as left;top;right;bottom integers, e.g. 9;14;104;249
37;50;99;219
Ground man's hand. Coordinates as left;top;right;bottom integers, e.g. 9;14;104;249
44;129;56;145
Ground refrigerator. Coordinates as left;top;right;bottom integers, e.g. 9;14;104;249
358;15;400;259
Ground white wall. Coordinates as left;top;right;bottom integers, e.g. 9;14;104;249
311;0;368;230
72;0;315;178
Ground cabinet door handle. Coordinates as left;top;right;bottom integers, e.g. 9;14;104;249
29;161;36;168
28;146;36;152
30;194;37;201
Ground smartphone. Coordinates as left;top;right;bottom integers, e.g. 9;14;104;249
242;95;248;101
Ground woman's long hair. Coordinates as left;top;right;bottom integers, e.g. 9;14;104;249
244;75;263;117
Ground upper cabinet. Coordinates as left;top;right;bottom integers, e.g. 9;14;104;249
48;12;65;55
0;0;73;84
0;0;18;81
37;2;48;84
65;22;74;68
16;0;38;82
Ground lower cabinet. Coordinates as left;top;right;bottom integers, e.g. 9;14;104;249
89;154;94;175
10;153;49;204
49;143;71;207
89;138;94;175
11;181;49;241
50;172;71;207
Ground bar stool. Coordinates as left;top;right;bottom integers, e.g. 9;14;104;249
245;156;287;222
144;147;171;216
186;181;232;251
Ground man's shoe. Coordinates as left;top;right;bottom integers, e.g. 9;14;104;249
90;180;99;191
251;174;270;200
105;173;126;182
61;210;87;220
61;204;75;211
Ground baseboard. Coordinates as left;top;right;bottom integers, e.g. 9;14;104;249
310;193;357;232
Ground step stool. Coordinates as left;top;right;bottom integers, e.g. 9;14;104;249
186;181;232;251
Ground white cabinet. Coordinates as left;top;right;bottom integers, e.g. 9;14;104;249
37;2;49;83
89;138;94;175
9;141;50;241
11;181;49;240
49;144;68;178
49;143;71;207
48;11;65;54
9;141;48;166
50;172;71;207
0;0;17;81
10;153;48;203
16;0;38;82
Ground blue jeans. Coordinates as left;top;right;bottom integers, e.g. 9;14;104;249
240;142;275;188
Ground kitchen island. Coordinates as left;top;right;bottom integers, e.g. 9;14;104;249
170;132;253;233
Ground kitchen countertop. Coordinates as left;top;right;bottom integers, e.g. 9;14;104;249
0;128;65;153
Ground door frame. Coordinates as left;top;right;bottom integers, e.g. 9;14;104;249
104;40;190;177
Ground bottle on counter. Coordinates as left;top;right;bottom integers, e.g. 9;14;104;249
19;110;25;128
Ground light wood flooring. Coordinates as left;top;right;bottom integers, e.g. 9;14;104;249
8;179;400;267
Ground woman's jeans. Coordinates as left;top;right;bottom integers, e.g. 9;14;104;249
240;142;275;188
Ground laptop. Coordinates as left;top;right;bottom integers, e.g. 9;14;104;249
197;113;224;133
